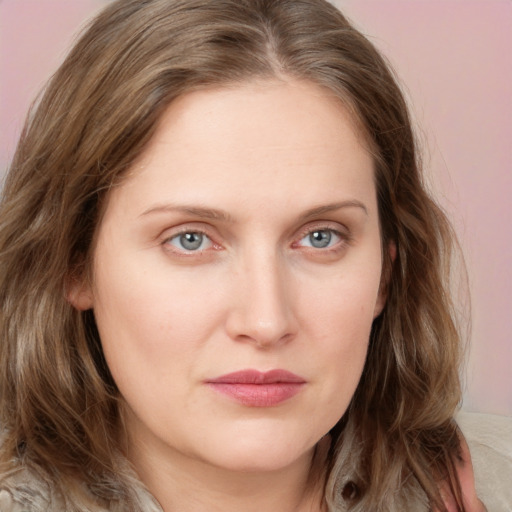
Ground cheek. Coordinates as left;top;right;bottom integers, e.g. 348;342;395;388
295;270;380;419
91;261;224;389
299;268;381;342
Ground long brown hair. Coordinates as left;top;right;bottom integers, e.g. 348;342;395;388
0;0;464;510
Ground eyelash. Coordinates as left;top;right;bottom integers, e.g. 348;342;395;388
161;224;351;256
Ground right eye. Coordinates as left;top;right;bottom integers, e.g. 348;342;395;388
165;231;213;252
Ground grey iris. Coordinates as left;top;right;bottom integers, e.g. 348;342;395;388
309;230;331;248
180;232;203;250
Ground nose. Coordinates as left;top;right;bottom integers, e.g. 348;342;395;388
225;251;297;349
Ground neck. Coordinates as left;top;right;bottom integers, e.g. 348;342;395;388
127;432;329;512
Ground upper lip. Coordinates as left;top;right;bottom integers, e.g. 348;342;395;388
207;369;306;384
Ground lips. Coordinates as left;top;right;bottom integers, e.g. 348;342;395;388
206;369;306;407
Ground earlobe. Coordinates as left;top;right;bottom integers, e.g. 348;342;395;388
373;287;387;319
373;240;397;319
66;277;94;311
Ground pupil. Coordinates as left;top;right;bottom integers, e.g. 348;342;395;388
310;230;331;248
180;232;203;250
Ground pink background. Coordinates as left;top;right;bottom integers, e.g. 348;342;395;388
1;0;510;415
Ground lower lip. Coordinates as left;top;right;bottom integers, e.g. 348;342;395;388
207;382;304;407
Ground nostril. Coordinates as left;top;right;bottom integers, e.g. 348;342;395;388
252;331;294;349
226;307;297;348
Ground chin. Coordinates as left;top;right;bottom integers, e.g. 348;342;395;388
211;448;313;474
196;426;320;474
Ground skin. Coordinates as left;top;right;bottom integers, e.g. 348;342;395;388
72;79;389;512
437;436;487;512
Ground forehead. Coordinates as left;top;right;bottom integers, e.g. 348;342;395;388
147;79;368;152
106;79;376;220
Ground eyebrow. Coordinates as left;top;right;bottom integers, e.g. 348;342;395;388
139;200;367;222
140;204;233;222
299;200;368;220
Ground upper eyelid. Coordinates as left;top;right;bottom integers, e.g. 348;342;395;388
160;223;215;241
165;228;211;241
294;221;349;239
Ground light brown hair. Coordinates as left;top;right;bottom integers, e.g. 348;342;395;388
0;0;464;510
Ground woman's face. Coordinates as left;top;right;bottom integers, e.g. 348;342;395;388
74;79;385;474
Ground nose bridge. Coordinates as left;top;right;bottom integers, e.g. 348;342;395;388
227;244;296;347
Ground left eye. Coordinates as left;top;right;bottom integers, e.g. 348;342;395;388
298;229;341;249
166;232;212;252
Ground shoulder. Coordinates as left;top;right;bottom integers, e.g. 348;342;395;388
0;488;44;512
438;411;512;512
0;460;163;512
456;411;512;512
0;490;25;512
0;466;57;512
445;431;486;512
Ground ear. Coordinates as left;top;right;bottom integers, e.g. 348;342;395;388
373;240;396;319
66;275;94;311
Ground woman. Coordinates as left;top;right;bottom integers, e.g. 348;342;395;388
0;0;485;510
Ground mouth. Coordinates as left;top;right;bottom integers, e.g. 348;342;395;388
205;369;306;407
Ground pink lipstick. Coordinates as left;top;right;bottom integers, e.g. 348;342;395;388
206;369;306;407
